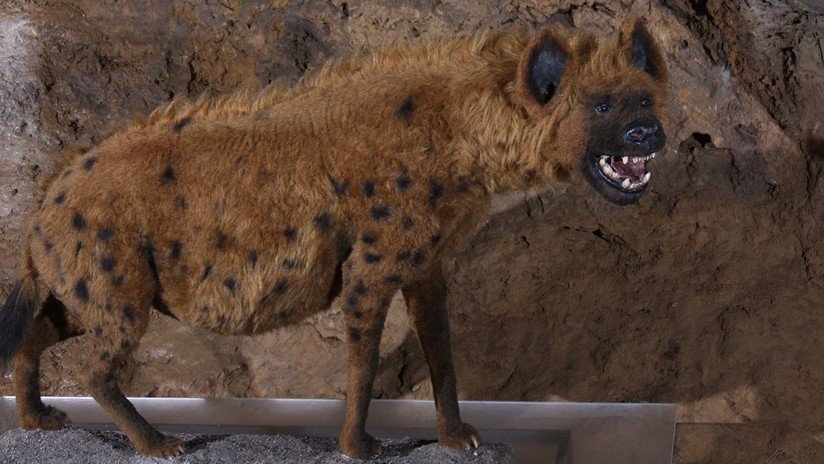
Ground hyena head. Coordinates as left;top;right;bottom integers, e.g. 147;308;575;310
516;19;668;205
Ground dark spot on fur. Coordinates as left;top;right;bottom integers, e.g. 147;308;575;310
100;351;110;361
370;205;391;221
54;192;66;205
411;252;425;267
363;252;383;264
113;274;124;288
386;274;404;284
174;195;187;210
173;117;191;133
218;315;227;326
201;265;212;281
347;293;359;308
284;227;297;242
83;157;97;171
199;305;209;313
75;241;83;256
396;99;415;120
353;281;367;295
169;241;182;260
224;278;237;293
274;279;289;294
161;165;177;185
402;216;415;230
331;179;349;196
43;239;53;252
97;228;114;242
62;169;73;179
428;181;444;206
214;232;227;249
396;172;412;192
248;250;258;266
33;224;41;236
396;250;411;262
282;258;298;269
314;213;332;234
347;327;362;341
123;305;135;324
100;256;116;272
352;310;363;319
72;212;87;230
94;325;102;337
74;278;89;302
120;340;130;350
430;234;442;246
362;181;375;198
360;233;378;245
118;325;126;334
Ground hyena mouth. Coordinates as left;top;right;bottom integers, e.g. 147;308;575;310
595;153;656;192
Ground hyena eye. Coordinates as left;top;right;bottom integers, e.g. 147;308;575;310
640;98;652;108
595;103;612;114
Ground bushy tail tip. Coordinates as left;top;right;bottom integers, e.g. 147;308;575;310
0;279;37;373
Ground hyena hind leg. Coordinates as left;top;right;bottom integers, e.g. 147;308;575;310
13;295;81;430
73;303;184;458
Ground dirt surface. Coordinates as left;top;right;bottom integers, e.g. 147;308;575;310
0;427;514;464
0;1;822;463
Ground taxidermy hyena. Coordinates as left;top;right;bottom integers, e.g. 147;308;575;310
0;18;667;459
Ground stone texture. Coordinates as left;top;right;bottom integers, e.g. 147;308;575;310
0;428;515;464
0;1;822;463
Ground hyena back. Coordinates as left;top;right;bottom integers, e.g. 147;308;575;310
0;18;667;459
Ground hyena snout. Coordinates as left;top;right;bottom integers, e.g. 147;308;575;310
621;119;665;153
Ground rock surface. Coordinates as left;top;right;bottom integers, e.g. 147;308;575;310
0;1;822;463
0;428;514;464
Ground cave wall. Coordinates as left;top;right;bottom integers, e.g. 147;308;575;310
0;1;822;462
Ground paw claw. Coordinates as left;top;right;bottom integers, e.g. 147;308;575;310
439;422;482;451
20;405;70;430
139;435;185;458
340;430;382;459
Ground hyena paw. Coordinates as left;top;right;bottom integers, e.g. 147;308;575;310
20;405;70;430
439;422;481;450
138;434;186;458
340;430;382;459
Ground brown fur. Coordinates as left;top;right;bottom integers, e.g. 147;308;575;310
1;19;667;458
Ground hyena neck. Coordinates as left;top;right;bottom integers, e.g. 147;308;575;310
443;63;562;196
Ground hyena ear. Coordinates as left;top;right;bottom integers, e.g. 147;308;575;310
517;28;570;113
621;19;667;81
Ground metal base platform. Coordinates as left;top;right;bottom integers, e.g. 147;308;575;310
0;397;675;463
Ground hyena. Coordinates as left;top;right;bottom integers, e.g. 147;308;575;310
0;18;667;459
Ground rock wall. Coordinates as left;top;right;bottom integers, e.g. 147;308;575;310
0;1;822;463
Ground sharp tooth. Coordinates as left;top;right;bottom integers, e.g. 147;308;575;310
599;158;606;167
603;164;614;175
651;153;657;158
622;156;629;164
621;178;631;189
642;172;651;183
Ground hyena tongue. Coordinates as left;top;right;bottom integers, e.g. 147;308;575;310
613;158;646;181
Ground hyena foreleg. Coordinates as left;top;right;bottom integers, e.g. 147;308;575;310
403;264;481;450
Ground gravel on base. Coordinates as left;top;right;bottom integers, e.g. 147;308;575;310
0;427;515;464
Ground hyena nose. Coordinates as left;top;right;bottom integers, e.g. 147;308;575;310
623;121;660;145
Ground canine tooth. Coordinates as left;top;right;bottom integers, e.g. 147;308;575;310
621;178;631;189
603;164;614;175
651;153;657;158
599;158;607;167
622;156;629;164
642;172;651;183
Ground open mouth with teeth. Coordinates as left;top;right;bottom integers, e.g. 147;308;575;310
595;153;656;192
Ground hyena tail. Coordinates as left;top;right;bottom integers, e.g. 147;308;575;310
0;243;40;373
